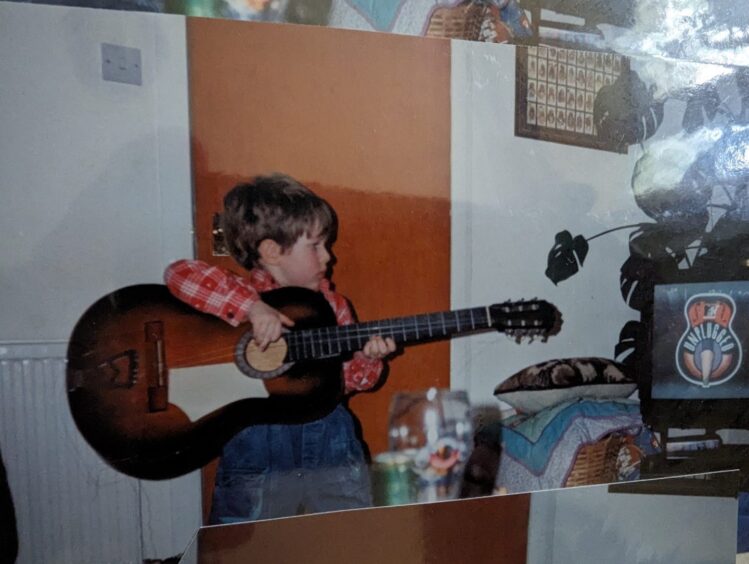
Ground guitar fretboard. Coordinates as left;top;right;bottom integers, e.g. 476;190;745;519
284;307;494;361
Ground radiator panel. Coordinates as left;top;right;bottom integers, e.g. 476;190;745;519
0;345;142;563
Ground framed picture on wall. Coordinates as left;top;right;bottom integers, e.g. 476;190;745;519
515;44;629;153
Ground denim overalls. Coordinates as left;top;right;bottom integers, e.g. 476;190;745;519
209;404;372;524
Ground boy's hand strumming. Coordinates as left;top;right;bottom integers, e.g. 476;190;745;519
248;301;295;350
362;336;396;360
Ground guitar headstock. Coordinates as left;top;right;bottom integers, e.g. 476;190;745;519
489;299;562;343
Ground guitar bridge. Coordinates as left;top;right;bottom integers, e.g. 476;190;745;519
145;321;169;412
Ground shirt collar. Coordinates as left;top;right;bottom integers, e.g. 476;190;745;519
248;268;331;292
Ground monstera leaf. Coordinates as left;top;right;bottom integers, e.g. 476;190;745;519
692;214;749;274
631;134;714;226
614;320;646;369
682;83;721;133
620;223;702;310
710;125;749;185
594;68;664;146
545;230;589;285
619;254;655;312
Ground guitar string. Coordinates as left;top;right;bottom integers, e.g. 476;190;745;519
84;306;548;367
80;326;549;373
90;303;537;347
140;320;473;364
158;309;499;362
139;326;546;367
137;312;541;360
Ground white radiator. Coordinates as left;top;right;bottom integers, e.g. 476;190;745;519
0;343;200;564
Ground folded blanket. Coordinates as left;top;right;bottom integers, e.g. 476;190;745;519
493;398;654;493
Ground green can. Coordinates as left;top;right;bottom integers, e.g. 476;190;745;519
371;452;416;507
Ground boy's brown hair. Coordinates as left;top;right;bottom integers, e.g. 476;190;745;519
221;173;337;270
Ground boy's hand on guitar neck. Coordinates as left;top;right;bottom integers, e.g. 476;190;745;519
361;335;396;360
248;301;295;351
248;300;396;359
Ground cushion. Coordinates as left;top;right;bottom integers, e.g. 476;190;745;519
494;357;637;414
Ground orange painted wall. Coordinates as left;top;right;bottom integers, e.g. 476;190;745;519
187;18;451;469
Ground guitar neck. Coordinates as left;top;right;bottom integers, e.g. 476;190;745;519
284;302;546;362
345;307;493;347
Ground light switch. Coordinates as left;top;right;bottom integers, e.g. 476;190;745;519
101;43;142;86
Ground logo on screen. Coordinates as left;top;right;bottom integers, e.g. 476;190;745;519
676;293;742;387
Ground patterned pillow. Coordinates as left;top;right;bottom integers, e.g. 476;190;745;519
494;357;637;414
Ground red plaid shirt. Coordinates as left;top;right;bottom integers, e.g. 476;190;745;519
164;259;383;393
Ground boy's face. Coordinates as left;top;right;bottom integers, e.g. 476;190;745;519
273;229;331;291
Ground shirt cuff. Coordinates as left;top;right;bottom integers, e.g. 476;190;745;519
343;352;384;394
223;290;259;327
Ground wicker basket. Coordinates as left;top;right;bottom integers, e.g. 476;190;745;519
425;1;511;43
564;433;625;487
425;2;485;40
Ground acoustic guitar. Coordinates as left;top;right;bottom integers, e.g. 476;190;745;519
66;284;560;479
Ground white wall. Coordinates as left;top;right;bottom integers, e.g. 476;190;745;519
0;3;199;561
527;481;737;563
450;40;651;408
0;1;193;342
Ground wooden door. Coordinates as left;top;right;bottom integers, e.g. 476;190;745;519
187;17;451;520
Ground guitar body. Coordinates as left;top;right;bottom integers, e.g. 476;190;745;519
67;284;343;480
67;284;560;480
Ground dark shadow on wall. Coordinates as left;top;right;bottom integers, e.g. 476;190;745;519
0;445;19;564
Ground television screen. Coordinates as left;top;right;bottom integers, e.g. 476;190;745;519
652;281;749;401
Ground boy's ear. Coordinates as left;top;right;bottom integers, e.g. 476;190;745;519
257;239;282;265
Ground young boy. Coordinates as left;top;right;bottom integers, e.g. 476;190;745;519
164;173;396;524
